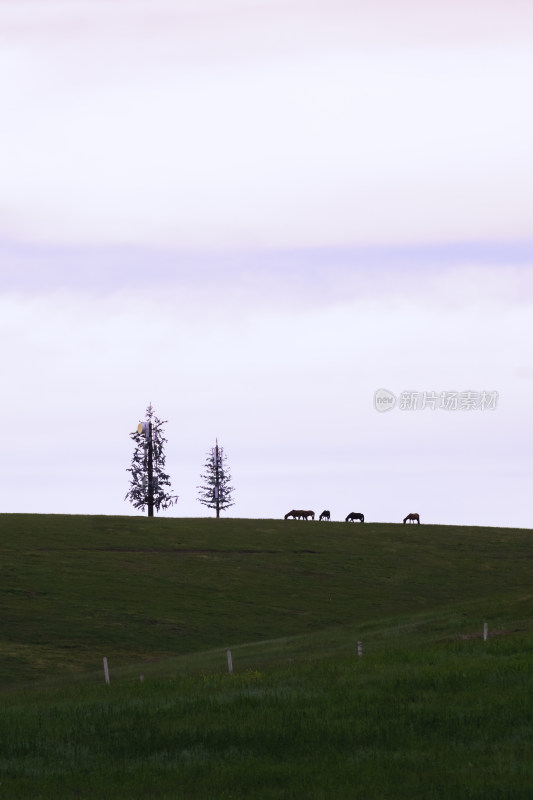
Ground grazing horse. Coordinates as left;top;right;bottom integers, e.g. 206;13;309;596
403;513;420;524
319;510;330;521
345;512;364;523
284;509;315;520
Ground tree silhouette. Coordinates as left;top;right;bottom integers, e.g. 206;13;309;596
197;440;235;518
125;403;178;516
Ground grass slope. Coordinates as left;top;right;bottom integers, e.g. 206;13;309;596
1;514;532;798
3;635;533;799
1;513;532;684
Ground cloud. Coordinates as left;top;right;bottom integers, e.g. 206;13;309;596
1;2;532;526
1;240;532;310
1;1;533;247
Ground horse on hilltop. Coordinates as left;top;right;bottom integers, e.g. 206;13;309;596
284;509;315;520
319;510;330;521
345;512;364;523
403;513;420;524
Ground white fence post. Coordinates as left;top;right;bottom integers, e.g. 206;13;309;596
483;622;488;641
103;657;110;685
357;641;363;657
227;649;233;674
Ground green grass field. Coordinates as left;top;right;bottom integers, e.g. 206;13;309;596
0;514;532;798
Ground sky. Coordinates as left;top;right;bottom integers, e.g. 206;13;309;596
1;0;532;527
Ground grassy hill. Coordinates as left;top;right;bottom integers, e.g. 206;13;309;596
1;513;532;684
0;514;532;798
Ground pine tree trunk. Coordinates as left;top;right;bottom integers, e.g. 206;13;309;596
148;422;154;517
215;442;220;518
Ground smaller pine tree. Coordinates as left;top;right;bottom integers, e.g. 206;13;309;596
197;440;235;518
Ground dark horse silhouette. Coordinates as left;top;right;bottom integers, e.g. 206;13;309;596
345;512;364;523
284;509;315;520
403;513;420;524
319;510;330;521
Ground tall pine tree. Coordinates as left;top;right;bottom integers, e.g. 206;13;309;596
125;403;178;516
197;440;235;518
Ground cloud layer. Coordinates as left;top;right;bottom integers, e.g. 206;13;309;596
1;1;533;246
1;3;532;527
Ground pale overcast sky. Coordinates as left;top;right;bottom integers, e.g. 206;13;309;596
1;1;532;527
